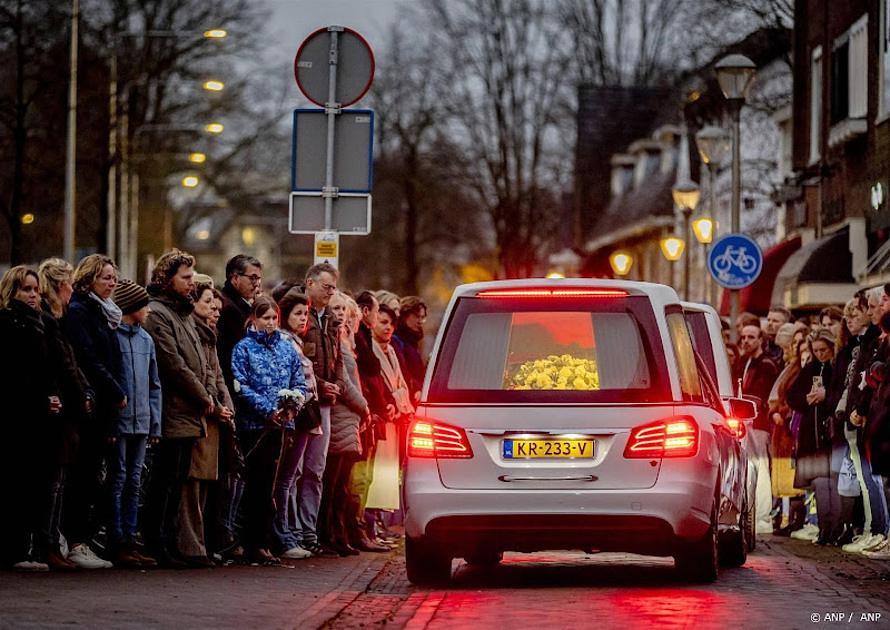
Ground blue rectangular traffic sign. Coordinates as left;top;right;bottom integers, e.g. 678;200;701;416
290;108;374;194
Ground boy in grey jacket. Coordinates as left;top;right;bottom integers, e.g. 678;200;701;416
111;280;162;568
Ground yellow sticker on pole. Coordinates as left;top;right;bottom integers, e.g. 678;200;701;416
314;232;340;267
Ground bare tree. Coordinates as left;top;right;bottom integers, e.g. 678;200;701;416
415;0;571;278
559;0;691;87
0;0;68;263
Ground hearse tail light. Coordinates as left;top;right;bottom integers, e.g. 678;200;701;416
476;288;629;298
624;416;699;459
407;418;474;459
725;417;747;440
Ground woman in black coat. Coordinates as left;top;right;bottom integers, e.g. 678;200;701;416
0;266;64;570
61;254;125;569
788;328;838;545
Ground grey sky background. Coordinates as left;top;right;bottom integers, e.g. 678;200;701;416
262;0;403;107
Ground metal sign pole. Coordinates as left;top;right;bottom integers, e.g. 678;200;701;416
323;26;343;232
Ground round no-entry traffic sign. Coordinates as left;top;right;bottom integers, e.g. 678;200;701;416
708;233;763;289
294;26;375;107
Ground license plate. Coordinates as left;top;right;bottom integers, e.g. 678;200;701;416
502;438;595;459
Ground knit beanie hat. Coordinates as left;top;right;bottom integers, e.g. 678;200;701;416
113;279;150;315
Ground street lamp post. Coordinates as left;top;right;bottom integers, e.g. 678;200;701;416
694;125;730;308
660;235;685;288
715;54;756;339
672;181;701;300
107;28;227;275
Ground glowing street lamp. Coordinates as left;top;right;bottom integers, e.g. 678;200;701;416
693;217;714;244
672;180;700;300
609;251;633;276
188;152;207;164
21;213;35;225
202;79;225;92
203;29;228;39
181;175;200;188
660;236;685;262
204;122;224;134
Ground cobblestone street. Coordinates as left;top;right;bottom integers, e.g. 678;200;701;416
2;536;888;629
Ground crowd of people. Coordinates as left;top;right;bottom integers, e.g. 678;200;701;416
727;291;890;559
0;250;428;570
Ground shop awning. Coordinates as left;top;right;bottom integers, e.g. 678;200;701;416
719;235;801;316
770;227;856;311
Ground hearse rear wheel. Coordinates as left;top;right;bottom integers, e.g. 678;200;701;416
405;536;452;585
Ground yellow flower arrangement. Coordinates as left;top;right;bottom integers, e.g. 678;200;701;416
508;353;600;390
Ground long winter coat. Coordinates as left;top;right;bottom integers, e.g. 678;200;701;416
788;359;834;486
64;291;126;433
114;323;162;437
330;341;368;457
145;287;211;439
190;319;234;480
231;327;307;432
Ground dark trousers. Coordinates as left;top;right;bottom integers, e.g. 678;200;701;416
318;452;357;546
62;428;106;547
144;438;193;555
239;430;280;552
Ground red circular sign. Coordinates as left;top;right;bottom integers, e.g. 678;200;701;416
294;26;375;108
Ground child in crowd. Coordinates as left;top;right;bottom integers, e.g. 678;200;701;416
111;280;162;568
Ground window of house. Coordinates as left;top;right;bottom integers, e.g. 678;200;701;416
830;42;849;124
881;0;890;118
810;46;822;163
831;16;869;125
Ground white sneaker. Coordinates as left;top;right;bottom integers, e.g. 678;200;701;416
842;533;884;553
860;534;887;553
862;538;890;559
12;560;49;572
755;521;774;535
281;545;312;559
790;523;820;540
67;544;112;569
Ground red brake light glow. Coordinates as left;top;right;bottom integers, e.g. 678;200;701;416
407;419;473;459
476;288;628;299
624;416;699;458
725;417;746;440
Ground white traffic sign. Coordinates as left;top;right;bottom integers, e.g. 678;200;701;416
314;231;340;267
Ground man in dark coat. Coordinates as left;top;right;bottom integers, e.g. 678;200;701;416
393;296;427;402
217;255;263;393
734;324;779;535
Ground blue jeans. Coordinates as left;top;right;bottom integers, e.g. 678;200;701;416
272;430;310;552
109;435;148;547
297;405;331;545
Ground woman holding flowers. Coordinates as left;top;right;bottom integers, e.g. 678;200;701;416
231;296;307;563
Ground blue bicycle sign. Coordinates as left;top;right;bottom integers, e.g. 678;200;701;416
708;233;763;289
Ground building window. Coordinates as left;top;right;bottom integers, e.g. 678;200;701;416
810;46;822;163
881;0;890;118
831;15;868;125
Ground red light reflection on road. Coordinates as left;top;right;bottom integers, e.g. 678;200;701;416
609;590;754;629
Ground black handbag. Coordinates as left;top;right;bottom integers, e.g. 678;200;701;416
294;398;323;432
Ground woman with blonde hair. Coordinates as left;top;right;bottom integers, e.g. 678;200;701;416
0;266;65;570
788;328;839;545
62;254;124;569
37;258;94;569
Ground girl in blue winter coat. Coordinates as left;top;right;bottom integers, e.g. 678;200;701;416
231;296;307;563
110;280;162;568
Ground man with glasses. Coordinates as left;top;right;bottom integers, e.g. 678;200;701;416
215;254;262;558
296;263;345;556
218;255;263;393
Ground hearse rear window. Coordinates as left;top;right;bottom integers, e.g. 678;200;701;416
429;296;669;403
